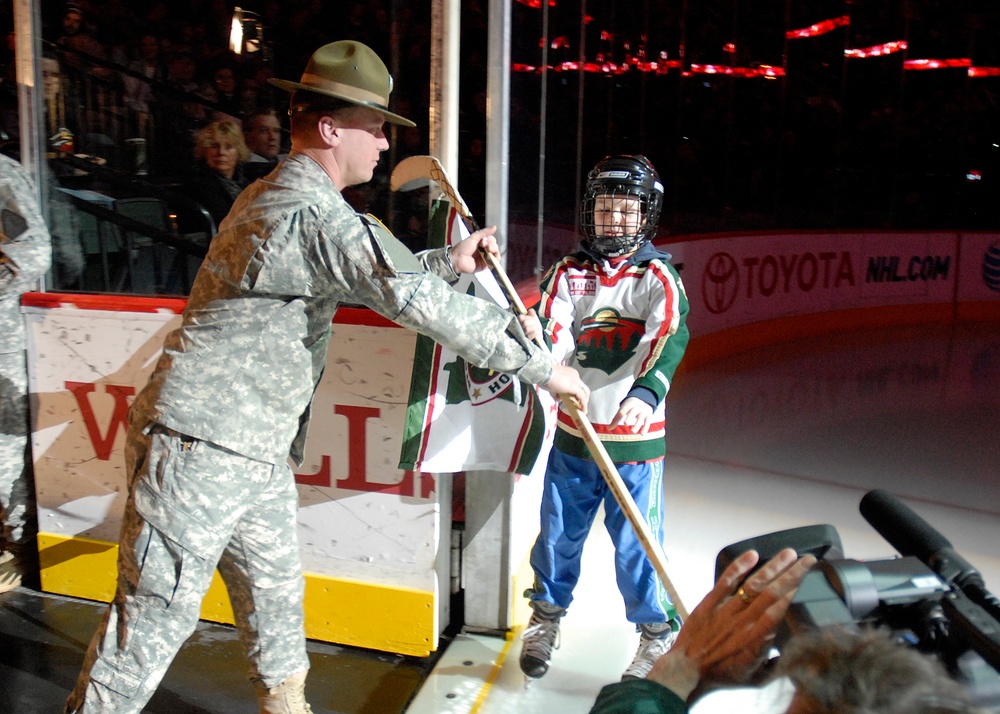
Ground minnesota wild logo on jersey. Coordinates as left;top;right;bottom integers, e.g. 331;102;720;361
441;357;526;406
576;308;645;375
434;282;527;407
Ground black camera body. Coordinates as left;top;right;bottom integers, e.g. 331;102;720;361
716;519;1000;707
783;556;948;633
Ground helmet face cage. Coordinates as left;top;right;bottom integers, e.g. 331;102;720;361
580;155;664;258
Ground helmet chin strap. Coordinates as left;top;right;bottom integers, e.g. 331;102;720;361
586;233;645;259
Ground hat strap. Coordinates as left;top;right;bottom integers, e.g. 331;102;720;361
298;73;386;108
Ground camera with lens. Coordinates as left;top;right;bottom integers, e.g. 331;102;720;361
715;492;1000;708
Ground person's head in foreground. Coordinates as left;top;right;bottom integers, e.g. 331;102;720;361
580;154;664;259
780;627;978;714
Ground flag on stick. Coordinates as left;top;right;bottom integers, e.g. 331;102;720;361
398;199;555;475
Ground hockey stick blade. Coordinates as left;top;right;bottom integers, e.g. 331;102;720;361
390;155;476;228
392;176;434;193
390;155;440;192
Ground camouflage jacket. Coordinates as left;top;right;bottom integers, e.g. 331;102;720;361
133;153;551;465
0;155;53;355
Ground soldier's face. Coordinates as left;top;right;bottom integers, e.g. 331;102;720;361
332;107;389;187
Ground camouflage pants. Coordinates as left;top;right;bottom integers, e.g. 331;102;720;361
65;422;309;713
0;350;36;554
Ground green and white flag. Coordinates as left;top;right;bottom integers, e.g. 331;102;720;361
399;200;555;475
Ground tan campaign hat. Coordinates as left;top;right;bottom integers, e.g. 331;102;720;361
269;40;415;127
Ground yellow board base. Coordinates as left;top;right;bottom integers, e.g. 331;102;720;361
37;532;437;657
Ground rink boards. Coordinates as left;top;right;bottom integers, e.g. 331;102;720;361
20;228;1000;660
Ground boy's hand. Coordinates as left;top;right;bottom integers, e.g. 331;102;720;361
518;309;543;343
611;396;654;435
448;226;499;273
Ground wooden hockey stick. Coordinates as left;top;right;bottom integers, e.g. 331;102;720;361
391;155;689;619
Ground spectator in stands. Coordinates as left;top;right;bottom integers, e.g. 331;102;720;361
55;2;110;76
184;119;250;228
247;63;278;115
200;62;241;123
0;30;17;143
122;32;163;114
164;46;201;98
153;46;208;177
122;32;164;139
53;2;114;150
242;108;286;180
237;74;261;117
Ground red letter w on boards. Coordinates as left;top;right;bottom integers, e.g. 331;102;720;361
65;381;135;461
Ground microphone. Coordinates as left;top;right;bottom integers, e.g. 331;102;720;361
860;489;1000;621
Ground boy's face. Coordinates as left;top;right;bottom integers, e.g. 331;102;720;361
593;194;645;238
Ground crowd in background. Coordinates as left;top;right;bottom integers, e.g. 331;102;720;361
0;1;439;205
0;0;450;283
505;0;1000;244
0;0;997;285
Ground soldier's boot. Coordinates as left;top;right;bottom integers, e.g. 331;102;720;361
252;671;313;714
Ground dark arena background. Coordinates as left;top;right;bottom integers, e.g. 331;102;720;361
1;1;998;712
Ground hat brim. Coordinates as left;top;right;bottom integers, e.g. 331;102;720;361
269;78;416;127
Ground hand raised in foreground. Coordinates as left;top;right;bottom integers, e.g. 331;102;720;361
448;225;499;274
646;548;817;702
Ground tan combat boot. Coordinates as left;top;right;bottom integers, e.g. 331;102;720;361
252;671;313;714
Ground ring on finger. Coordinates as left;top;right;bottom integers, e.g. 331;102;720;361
737;585;753;604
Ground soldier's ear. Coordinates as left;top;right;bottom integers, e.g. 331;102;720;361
317;116;340;147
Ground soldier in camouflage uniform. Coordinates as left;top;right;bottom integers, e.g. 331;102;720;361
65;41;589;714
0;153;52;594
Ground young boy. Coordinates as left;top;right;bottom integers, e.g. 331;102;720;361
519;155;690;681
